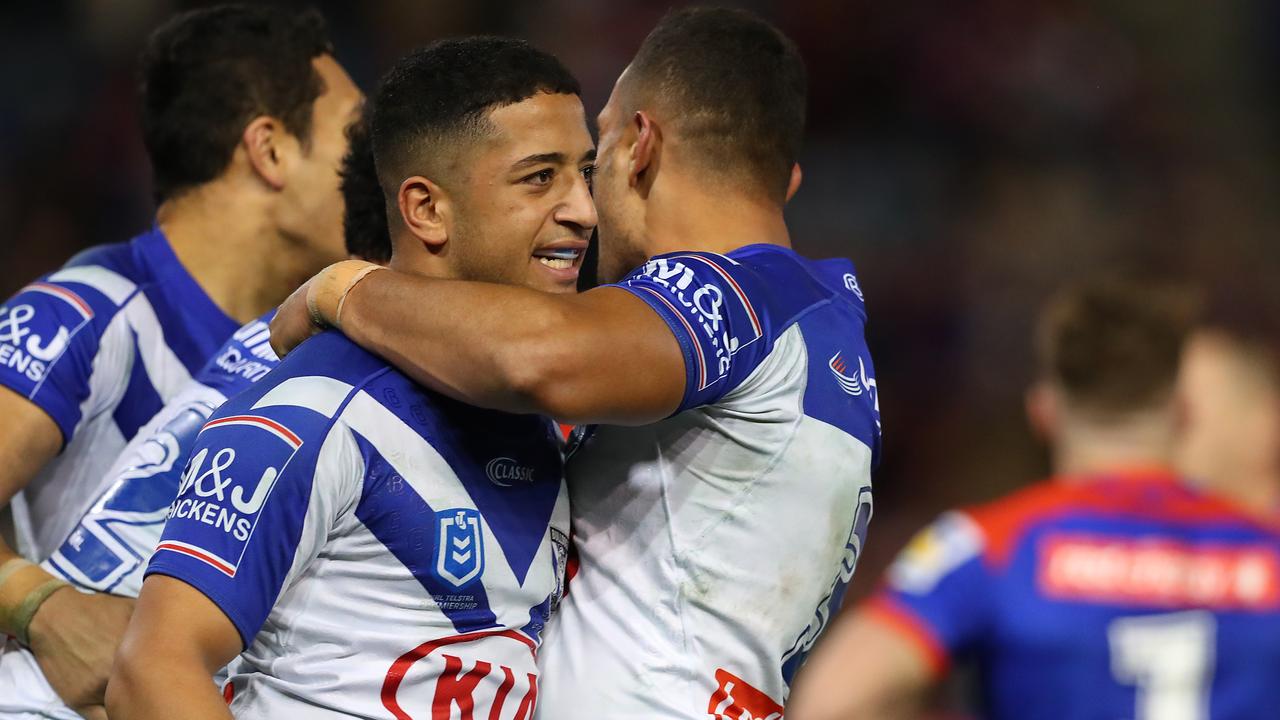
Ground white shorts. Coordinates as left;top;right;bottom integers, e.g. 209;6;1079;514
0;639;80;720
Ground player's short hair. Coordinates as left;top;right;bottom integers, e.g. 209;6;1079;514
369;37;580;197
139;4;333;202
1036;278;1197;415
340;117;392;264
623;7;807;203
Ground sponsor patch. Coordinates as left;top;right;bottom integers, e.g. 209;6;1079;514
629;254;763;391
156;414;304;577
1039;534;1280;610
707;669;783;720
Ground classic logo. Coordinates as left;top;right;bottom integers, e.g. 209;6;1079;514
485;457;535;487
0;300;79;382
436;509;485;588
707;669;784;720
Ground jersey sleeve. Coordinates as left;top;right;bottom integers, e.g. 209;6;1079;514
0;275;131;443
609;252;771;412
866;511;993;675
145;409;362;648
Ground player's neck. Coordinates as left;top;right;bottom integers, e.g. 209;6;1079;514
156;186;321;324
1052;415;1176;479
643;173;791;257
1197;467;1280;518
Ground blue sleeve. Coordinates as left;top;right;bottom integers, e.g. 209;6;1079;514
145;407;350;648
0;278;126;442
876;512;993;661
609;252;772;412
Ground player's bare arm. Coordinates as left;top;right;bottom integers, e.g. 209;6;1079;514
106;575;240;720
786;609;933;720
0;386;135;718
272;268;686;425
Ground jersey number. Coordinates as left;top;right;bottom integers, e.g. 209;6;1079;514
1108;611;1215;720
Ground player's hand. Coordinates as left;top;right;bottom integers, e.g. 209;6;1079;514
26;587;136;715
270;276;324;358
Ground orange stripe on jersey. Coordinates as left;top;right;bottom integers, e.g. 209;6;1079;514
863;595;950;678
963;467;1280;568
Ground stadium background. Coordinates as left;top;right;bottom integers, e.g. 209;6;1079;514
1;0;1277;713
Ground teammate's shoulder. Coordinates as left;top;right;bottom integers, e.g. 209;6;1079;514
726;244;867;321
194;311;279;392
207;331;387;432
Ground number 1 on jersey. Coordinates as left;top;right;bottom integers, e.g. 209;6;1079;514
1108;611;1215;720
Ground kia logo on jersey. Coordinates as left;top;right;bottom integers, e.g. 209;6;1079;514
436;509;485;588
485;457;535;487
707;669;784;720
382;630;539;720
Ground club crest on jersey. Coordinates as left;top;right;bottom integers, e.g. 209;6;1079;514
436;509;485;588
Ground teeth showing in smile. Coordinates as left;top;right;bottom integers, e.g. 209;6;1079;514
533;247;582;271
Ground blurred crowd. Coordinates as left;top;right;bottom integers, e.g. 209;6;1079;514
1;1;1277;713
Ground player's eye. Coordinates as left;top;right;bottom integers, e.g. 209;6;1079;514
581;164;596;188
523;168;555;186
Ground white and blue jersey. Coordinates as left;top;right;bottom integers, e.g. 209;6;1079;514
539;245;880;720
0;313;277;720
0;227;238;560
147;331;569;719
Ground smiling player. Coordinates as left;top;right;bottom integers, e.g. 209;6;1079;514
108;37;594;719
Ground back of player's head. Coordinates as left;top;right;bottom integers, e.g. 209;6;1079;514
1036;278;1197;416
622;6;806;203
340;118;391;264
139;4;333;202
369;37;580;199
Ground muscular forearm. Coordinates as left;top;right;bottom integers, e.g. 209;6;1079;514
339;270;573;414
106;657;231;720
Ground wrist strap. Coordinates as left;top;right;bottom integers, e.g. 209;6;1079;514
13;579;69;647
0;558;33;590
305;260;384;330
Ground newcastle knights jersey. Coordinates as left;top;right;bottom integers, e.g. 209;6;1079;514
870;469;1280;720
0;313;277;718
0;227;238;560
147;331;569;719
539;245;881;719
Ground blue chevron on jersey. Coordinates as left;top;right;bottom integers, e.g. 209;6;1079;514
146;331;569;717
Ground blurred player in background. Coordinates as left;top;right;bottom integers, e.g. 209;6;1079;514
1178;292;1280;517
0;5;359;717
108;37;592;719
0;117;388;720
787;279;1280;720
269;8;879;718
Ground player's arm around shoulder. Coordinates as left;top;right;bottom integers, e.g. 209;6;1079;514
272;263;688;425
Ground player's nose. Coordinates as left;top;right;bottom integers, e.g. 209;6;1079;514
556;173;598;234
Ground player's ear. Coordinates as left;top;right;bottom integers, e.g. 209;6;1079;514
242;116;289;191
1025;380;1059;443
397;176;450;250
628;110;660;191
785;163;803;203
